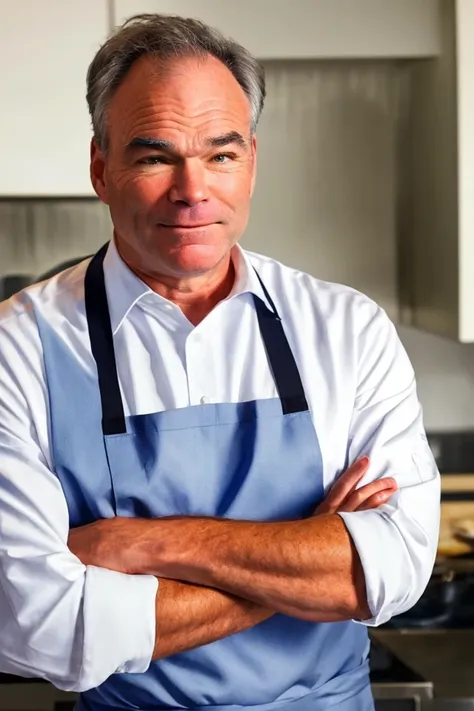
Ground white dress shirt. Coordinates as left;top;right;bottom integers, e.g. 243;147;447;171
0;239;440;692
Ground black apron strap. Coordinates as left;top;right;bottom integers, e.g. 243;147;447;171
252;269;309;415
84;243;126;435
84;243;309;435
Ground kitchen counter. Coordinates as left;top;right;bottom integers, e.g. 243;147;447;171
371;628;474;700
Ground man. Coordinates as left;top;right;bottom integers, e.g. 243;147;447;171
0;13;439;711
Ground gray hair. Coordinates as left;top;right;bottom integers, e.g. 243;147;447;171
86;13;266;152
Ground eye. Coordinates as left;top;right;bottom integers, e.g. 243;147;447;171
138;156;169;165
212;153;234;164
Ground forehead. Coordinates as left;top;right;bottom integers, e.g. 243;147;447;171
107;54;252;148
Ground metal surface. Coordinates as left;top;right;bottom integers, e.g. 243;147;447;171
372;629;474;700
429;701;474;710
372;680;433;709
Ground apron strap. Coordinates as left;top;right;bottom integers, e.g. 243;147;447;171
252;269;309;415
85;243;126;435
84;243;309;435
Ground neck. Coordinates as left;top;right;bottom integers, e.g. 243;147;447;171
123;251;235;327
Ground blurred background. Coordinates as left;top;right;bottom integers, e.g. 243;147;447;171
1;0;474;709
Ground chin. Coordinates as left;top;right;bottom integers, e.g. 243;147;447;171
167;243;230;275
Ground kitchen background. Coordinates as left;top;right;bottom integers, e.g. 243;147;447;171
1;0;474;709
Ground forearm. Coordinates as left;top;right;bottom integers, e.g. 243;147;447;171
153;578;274;659
143;514;370;623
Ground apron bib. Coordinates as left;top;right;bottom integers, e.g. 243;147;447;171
35;244;373;711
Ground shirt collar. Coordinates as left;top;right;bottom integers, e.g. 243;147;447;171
103;238;272;335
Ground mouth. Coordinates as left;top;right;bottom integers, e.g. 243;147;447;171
158;223;216;230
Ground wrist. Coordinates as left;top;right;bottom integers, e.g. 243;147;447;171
149;517;218;580
129;518;173;575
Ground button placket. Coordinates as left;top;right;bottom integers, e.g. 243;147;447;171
185;328;213;406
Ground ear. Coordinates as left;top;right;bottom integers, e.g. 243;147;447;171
249;134;257;197
90;138;109;204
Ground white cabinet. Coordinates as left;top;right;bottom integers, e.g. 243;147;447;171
0;1;109;196
114;0;441;60
399;0;474;342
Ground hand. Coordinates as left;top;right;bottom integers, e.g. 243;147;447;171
68;516;151;574
313;457;397;516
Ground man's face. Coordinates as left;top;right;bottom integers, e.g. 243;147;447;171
91;54;257;280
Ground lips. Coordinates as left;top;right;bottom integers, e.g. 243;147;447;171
159;223;215;229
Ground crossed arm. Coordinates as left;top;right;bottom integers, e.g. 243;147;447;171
69;459;396;659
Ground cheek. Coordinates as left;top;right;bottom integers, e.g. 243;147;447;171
134;177;167;205
110;171;170;208
211;168;254;205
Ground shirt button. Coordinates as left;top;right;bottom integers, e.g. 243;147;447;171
200;395;210;405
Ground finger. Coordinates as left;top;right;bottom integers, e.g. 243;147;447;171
355;487;397;511
340;478;398;513
322;457;370;509
313;457;371;516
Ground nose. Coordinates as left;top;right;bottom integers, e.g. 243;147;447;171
168;159;209;206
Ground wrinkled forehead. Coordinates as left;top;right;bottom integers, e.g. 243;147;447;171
106;54;252;151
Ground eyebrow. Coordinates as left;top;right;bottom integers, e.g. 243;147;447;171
126;131;248;152
206;131;247;149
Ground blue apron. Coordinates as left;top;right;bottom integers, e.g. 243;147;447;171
35;243;373;710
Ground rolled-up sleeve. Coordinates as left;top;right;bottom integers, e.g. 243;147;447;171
0;315;158;692
338;304;440;626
